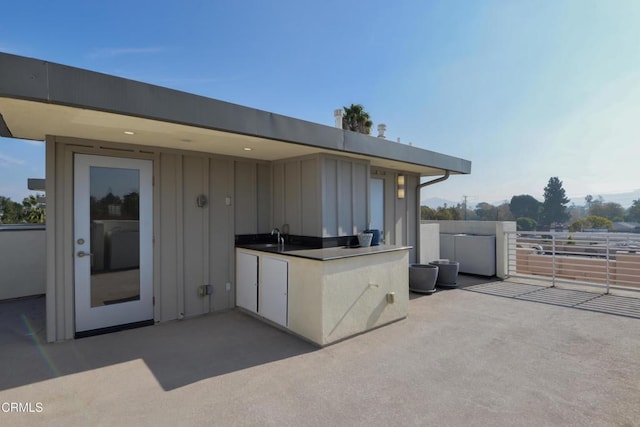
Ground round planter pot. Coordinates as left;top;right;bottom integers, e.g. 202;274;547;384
409;264;439;294
358;232;373;247
429;260;460;288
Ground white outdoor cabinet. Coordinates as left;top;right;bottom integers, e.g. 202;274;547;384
439;234;496;276
260;257;288;327
236;251;258;313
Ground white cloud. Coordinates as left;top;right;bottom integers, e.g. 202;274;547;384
0;152;24;167
88;47;164;59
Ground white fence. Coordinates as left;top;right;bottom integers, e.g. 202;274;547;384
0;225;46;300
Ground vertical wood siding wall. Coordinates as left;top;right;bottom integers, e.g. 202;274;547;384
272;154;370;238
47;138;418;341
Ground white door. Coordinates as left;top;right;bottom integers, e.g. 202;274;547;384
261;257;288;327
236;252;258;313
74;154;153;335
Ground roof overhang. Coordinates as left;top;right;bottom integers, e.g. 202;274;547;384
0;52;471;176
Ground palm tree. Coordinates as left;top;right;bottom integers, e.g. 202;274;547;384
22;194;45;224
342;104;373;135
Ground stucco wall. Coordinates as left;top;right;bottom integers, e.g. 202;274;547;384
288;250;409;346
420;223;440;264
0;226;46;300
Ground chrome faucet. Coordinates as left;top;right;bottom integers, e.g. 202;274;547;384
271;228;284;245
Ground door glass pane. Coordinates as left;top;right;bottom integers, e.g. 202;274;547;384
89;167;140;307
370;178;384;232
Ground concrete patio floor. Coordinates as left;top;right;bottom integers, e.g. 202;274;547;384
1;277;639;426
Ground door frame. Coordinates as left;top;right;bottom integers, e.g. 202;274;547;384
73;153;154;335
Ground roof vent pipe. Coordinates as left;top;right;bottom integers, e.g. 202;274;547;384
334;109;343;129
377;124;387;138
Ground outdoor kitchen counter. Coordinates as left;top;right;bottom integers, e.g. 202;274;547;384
236;245;410;346
236;243;411;260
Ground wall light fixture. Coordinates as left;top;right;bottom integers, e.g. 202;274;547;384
397;175;405;199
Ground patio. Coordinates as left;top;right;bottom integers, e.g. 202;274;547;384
1;276;639;426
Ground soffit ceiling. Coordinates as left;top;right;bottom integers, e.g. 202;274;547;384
0;97;450;175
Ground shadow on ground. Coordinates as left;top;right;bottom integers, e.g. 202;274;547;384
463;279;640;320
409;274;498;300
0;296;315;392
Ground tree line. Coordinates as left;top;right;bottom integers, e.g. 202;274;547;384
421;176;640;232
0;190;143;224
0;195;46;224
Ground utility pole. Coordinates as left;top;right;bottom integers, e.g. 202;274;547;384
463;195;468;220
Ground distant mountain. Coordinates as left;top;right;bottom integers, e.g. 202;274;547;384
569;189;640;208
421;197;460;209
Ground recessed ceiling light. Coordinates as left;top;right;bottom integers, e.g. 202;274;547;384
243;147;253;151
123;131;135;135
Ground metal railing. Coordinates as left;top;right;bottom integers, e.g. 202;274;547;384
505;231;640;293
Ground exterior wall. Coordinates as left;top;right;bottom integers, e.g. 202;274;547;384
372;168;419;263
419;223;440;264
46;136;266;341
272;156;322;236
47;136;75;341
44;135;421;341
210;158;236;311
161;152;244;320
272;154;370;238
0;226;46;300
437;221;509;235
405;174;418;262
322;155;369;238
235;161;271;234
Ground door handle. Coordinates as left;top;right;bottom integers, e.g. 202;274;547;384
77;251;94;258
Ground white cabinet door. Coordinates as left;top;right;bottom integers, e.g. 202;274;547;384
236;252;258;313
261;257;288;327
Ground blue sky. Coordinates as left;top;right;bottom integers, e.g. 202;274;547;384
1;0;639;206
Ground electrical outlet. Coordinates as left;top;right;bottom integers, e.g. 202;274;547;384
225;282;231;291
386;292;395;304
198;286;206;297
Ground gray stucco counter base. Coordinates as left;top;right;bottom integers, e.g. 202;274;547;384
236;247;410;346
